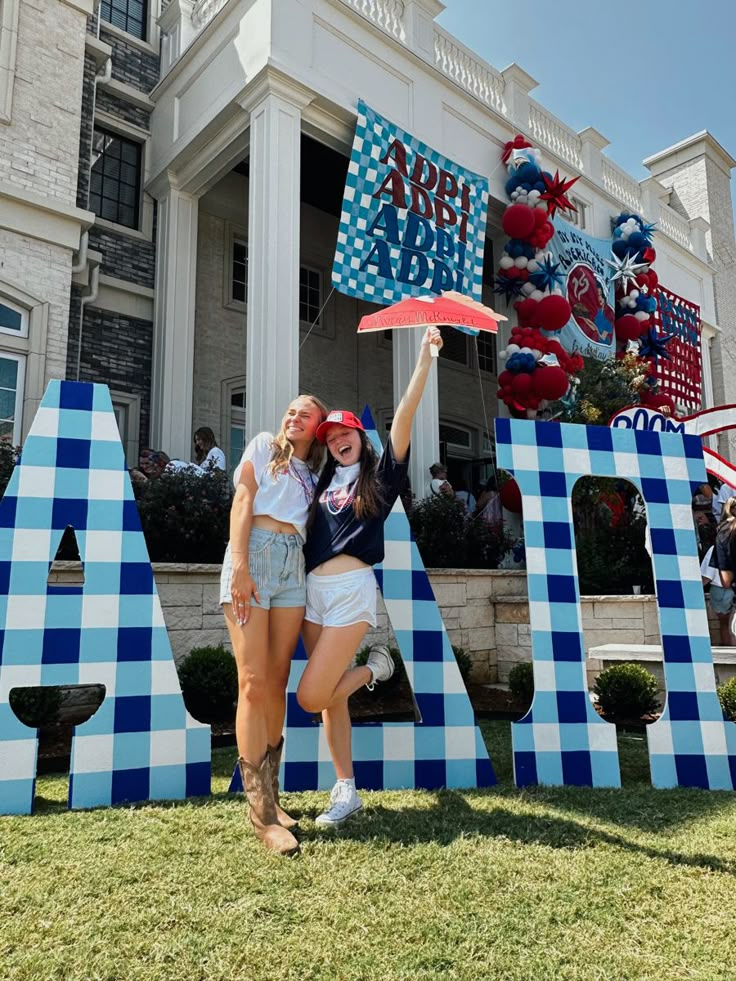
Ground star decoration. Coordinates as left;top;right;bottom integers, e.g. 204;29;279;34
605;251;647;292
639;221;657;245
540;170;580;216
529;256;564;292
638;327;674;362
494;274;526;302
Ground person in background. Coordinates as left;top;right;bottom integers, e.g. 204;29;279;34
712;479;734;522
475;475;502;525
715;497;736;648
194;426;226;471
700;543;734;646
129;448;170;485
428;462;453;498
454;478;476;515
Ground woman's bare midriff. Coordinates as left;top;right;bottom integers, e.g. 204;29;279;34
311;554;371;576
252;514;300;535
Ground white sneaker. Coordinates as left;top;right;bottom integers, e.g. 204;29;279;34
315;780;363;828
365;645;395;691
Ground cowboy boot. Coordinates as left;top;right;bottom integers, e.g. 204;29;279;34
267;737;298;830
238;756;300;856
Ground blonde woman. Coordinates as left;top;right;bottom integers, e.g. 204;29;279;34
297;327;442;827
221;395;326;855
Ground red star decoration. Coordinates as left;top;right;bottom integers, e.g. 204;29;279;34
540;170;581;217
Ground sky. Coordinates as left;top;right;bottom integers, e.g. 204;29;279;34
436;0;736;211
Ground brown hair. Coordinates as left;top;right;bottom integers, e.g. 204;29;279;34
267;394;328;477
307;430;383;529
193;426;217;464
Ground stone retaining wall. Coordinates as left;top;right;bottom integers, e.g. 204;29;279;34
46;564;726;690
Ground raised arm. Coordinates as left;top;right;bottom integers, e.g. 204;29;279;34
389;326;443;462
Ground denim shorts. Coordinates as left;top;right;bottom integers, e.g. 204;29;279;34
220;528;306;609
304;567;378;628
709;584;734;615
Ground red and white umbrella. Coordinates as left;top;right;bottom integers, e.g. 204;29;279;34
358;291;507;355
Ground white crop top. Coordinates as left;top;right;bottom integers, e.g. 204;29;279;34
233;432;318;541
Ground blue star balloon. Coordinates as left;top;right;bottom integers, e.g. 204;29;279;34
638;327;674;362
529;256;564;292
494;274;526;302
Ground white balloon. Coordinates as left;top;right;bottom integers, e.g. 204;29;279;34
531;349;542;359
536;202;548;211
499;351;507;360
521;282;536;296
526;260;540;273
630;289;640;299
634;311;649;321
552;286;563;296
499;256;515;270
515;256;529;269
506;344;520;355
530;289;545;301
520;347;533;355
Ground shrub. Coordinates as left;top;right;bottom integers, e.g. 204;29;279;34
177;645;238;723
593;663;660;721
452;645;472;681
408;495;511;569
135;468;233;563
717;677;736;721
508;661;534;707
10;686;64;727
0;440;17;498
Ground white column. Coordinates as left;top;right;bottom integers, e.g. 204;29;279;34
241;76;311;436
701;326;717;451
151;183;198;460
393;329;440;499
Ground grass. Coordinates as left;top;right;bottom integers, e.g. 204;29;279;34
1;723;735;980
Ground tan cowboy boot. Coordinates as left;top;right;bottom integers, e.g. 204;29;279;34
267;737;298;830
238;756;300;856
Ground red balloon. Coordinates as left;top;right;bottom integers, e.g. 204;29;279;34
511;372;533;394
515;298;540;327
502;203;537;240
615;314;642;342
533;207;548;226
499;479;523;513
648;269;659;288
498;369;512;387
536;295;571;332
532;365;569;400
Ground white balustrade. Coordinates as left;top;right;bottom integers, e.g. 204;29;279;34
658;203;693;252
528;100;583;172
340;0;406;42
601;157;642;213
433;27;506;116
191;0;229;30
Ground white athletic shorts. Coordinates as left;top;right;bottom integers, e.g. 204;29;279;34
304;567;378;628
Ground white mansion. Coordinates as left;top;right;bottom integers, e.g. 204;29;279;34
0;0;735;494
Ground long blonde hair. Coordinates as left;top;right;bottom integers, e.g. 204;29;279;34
267;394;328;476
719;495;736;533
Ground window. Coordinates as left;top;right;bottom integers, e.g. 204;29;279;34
0;300;27;338
100;0;147;40
566;197;587;230
438;329;469;367
439;423;472;449
110;391;141;466
229;388;246;477
476;332;497;375
0;353;25;444
299;266;322;325
90;128;142;230
232;239;248;305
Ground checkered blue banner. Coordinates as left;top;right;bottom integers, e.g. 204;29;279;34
0;381;211;815
332;100;490;305
231;408;495;794
496;418;736;790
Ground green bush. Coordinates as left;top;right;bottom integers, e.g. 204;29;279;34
717;677;736;721
452;645;472;682
0;440;17;498
135;468;233;563
408;495;512;569
177;646;238;724
593;663;660;721
508;661;534;707
10;686;64;727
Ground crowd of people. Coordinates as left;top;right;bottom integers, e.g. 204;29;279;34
129;426;226;485
427;462;502;524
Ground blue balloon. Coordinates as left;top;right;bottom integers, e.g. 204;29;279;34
612;239;630;258
514;161;541;183
507;352;537;373
628;231;646;249
506;240;535;259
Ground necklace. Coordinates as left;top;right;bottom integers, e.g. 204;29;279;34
288;460;317;506
325;480;357;515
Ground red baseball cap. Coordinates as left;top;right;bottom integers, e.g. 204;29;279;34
316;410;365;444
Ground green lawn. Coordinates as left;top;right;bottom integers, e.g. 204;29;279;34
1;723;735;981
